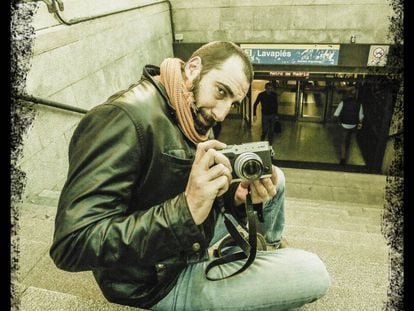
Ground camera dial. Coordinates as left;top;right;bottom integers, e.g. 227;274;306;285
234;152;264;180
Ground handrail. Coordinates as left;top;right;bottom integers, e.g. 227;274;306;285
46;0;171;27
44;0;176;47
16;94;88;114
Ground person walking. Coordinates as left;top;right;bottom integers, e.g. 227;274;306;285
253;82;279;144
334;86;364;164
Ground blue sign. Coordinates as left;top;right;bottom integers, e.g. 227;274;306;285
241;44;340;66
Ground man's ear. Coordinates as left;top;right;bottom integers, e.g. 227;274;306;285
184;56;202;81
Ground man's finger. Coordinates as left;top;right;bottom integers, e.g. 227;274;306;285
212;175;230;197
271;165;278;186
198;148;232;172
252;180;269;199
260;178;276;197
194;140;227;163
206;163;232;184
240;180;251;189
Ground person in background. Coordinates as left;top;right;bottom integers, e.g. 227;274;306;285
334;86;364;165
253;82;279;144
50;41;331;310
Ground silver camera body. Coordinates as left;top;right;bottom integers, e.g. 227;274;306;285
218;141;274;182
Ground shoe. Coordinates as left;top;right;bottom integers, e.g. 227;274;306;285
266;237;289;251
339;159;346;165
279;237;289;248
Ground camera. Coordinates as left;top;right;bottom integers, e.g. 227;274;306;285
218;141;274;182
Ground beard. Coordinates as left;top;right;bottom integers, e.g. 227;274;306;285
190;76;216;135
192;107;217;135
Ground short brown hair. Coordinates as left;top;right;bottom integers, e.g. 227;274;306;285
189;41;254;83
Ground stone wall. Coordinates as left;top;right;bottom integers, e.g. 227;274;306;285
19;0;173;198
18;0;395;199
169;0;393;44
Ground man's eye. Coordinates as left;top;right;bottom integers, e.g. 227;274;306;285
217;87;226;96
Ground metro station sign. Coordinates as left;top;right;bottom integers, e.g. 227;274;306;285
269;71;309;78
240;44;340;66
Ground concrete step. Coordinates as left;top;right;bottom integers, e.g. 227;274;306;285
17;201;106;303
18;202;389;310
282;195;389;310
18;203;56;278
18;286;144;311
286;196;384;211
19;202;57;218
15;183;390;311
302;285;388;311
287;236;388;288
285;197;384;234
282;168;386;206
21;250;108;304
284;224;387;250
25;189;61;208
285;198;382;222
282;167;386;191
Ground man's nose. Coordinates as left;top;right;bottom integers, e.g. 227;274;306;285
212;100;232;122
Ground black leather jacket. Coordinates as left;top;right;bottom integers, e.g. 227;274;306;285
50;65;242;308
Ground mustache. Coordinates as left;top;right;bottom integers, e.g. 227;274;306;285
200;110;216;127
196;104;215;124
191;104;216;134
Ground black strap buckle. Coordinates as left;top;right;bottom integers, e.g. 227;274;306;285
205;187;263;281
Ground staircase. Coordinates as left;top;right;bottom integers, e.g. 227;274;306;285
286;198;388;310
13;168;390;311
14;191;141;311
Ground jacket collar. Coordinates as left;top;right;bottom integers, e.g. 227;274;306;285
143;64;215;146
142;64;198;146
142;65;176;114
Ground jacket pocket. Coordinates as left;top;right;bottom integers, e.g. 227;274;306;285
160;149;194;166
136;150;193;208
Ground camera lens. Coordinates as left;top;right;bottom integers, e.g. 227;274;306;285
234;152;264;180
243;160;262;179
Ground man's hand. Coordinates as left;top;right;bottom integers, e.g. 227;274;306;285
357;122;363;130
234;165;278;206
185;140;233;225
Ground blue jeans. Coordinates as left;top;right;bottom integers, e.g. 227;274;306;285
152;167;331;311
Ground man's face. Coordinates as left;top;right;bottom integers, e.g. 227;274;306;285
265;85;273;94
190;56;250;135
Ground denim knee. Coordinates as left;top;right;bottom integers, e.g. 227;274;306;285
294;249;331;306
275;166;285;194
305;251;332;298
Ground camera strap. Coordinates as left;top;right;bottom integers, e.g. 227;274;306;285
205;188;261;281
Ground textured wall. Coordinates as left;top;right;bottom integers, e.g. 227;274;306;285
19;0;395;197
20;0;173;198
169;0;393;44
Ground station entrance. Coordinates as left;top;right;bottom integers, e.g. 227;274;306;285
225;72;396;173
246;73;372;124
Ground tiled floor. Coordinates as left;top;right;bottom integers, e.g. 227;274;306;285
217;117;365;166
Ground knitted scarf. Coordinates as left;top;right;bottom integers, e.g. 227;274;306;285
158;58;210;144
